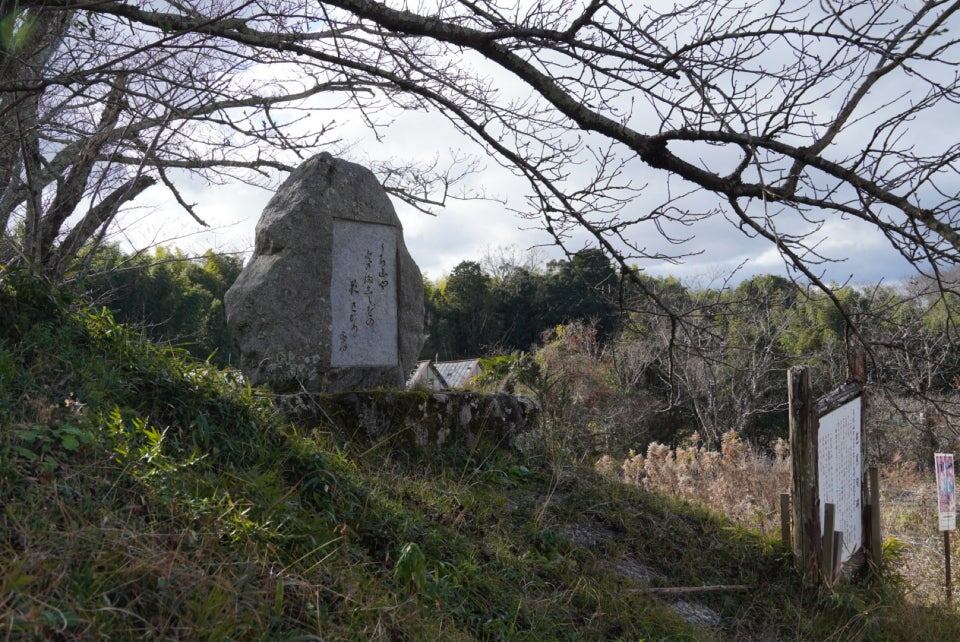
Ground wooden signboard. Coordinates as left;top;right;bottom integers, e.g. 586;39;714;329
789;368;866;583
817;394;863;565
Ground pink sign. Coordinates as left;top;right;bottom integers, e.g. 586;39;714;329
935;453;956;531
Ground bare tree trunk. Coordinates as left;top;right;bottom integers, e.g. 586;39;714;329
0;6;71;249
37;73;128;267
49;173;155;276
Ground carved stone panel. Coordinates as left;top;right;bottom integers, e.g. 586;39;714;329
330;219;399;367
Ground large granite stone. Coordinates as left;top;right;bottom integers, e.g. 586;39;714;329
224;153;424;392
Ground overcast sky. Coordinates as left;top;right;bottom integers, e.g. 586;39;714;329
115;6;939;288
122;110;918;288
123;120;916;288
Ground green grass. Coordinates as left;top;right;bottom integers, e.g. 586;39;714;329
0;272;958;640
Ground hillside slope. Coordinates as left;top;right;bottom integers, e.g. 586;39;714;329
0;274;956;640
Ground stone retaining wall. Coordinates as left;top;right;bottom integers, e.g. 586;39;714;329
279;390;539;450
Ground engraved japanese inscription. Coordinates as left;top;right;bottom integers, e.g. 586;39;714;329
330;219;399;367
817;396;863;565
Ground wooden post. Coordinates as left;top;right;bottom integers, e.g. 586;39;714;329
844;325;870;576
789;365;821;582
869;466;882;570
822;503;836;584
851;347;869;573
946;531;953;606
833;531;844;580
848;346;867;386
780;493;791;548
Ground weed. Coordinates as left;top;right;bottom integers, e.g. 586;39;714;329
395;542;428;593
1;274;958;640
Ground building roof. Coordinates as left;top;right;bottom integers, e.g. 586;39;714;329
406;360;449;389
434;359;481;389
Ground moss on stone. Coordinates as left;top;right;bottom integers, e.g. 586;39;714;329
278;390;539;451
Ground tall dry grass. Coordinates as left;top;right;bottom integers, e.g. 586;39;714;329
596;430;791;534
880;456;953;605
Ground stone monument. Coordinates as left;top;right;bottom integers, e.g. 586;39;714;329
225;153;424;392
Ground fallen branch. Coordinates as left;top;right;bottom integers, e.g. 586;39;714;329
630;585;753;595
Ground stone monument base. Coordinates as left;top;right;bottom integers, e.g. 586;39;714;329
279;390;539;451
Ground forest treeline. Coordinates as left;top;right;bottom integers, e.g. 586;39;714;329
74;245;628;366
76;245;242;367
422;248;620;359
73;245;959;452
